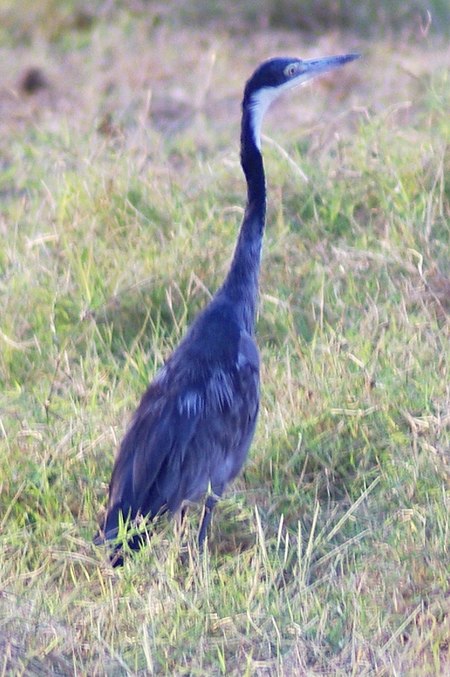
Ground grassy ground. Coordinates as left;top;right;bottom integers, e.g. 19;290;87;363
1;3;449;675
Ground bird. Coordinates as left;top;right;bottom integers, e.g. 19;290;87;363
94;52;359;566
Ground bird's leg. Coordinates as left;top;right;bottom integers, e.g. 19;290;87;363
174;506;188;542
198;494;218;551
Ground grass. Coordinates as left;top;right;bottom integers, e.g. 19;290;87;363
1;3;449;675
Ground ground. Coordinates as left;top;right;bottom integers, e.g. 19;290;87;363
0;3;449;675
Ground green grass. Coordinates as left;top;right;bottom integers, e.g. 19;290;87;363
1;6;449;676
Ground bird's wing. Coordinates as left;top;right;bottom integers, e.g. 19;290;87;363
104;313;260;534
106;378;201;523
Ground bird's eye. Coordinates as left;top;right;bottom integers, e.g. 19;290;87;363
285;64;298;77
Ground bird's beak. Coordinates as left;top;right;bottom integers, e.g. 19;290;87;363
299;53;360;82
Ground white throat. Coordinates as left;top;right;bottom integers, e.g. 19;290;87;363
248;79;306;150
248;87;280;150
248;70;318;151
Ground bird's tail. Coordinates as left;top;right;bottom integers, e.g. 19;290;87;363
93;504;149;567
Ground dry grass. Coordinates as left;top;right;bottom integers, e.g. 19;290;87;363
0;3;449;675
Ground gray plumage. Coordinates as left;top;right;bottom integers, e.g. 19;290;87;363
94;52;359;565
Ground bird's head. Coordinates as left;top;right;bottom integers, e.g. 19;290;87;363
243;53;360;149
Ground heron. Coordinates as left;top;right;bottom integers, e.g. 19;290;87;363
94;52;359;565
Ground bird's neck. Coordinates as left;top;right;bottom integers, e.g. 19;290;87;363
219;105;266;333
